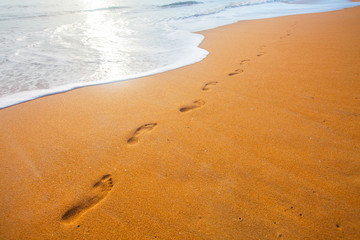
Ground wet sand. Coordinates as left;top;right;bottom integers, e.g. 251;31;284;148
0;6;359;240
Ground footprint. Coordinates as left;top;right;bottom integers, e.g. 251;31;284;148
257;52;265;57
228;69;244;76
280;31;292;39
240;59;250;65
127;123;157;145
202;81;218;91
179;99;205;112
62;174;113;223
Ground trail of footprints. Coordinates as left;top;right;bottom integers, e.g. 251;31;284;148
61;49;263;224
62;44;346;235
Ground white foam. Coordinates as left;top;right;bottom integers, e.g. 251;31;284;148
0;34;208;109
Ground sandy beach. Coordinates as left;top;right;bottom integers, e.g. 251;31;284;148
1;5;360;240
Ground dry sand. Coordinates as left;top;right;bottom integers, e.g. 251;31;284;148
0;6;360;240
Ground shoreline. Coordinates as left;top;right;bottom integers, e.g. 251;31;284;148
1;6;360;240
1;1;359;110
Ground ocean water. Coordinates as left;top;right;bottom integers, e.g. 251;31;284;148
0;0;358;109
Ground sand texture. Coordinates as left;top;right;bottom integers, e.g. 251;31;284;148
0;6;360;240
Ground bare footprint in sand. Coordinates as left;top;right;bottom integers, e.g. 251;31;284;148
228;69;244;76
179;99;205;112
240;59;250;65
257;52;266;57
62;174;113;223
280;32;291;39
202;81;218;91
127;123;157;145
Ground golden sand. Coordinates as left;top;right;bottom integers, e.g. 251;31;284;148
0;6;359;240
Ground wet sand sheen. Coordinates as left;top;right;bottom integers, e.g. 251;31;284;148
0;6;360;240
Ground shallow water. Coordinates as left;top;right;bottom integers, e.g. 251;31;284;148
0;0;358;109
